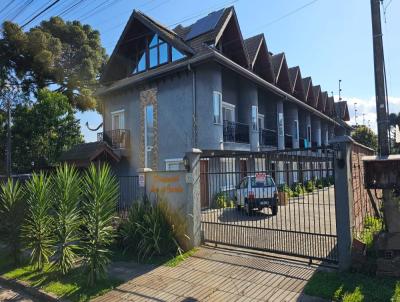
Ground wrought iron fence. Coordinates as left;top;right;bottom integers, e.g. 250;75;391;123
117;176;141;218
223;120;250;144
200;147;338;263
98;129;130;149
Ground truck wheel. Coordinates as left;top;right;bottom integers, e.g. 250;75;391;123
271;205;278;216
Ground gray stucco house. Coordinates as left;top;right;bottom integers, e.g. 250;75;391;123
89;6;351;176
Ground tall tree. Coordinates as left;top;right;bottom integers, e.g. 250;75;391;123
351;125;378;151
9;89;83;173
0;17;107;111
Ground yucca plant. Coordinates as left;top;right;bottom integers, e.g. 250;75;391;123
51;164;82;275
81;164;119;286
0;179;25;264
22;172;55;270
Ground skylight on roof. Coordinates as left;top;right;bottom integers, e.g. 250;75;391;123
185;8;225;41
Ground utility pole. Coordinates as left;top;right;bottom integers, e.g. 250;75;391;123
371;0;390;156
354;102;358;126
363;113;366;125
338;80;342;101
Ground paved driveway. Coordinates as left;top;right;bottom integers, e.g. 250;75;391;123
93;246;327;302
0;284;34;302
201;187;337;261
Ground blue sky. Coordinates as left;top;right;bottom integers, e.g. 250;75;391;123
7;0;399;141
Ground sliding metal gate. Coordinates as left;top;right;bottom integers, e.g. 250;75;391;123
200;147;338;263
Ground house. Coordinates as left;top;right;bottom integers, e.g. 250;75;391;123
92;6;350;177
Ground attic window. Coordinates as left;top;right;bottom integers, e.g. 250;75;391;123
132;34;186;75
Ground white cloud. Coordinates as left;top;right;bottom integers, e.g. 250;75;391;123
334;95;400;133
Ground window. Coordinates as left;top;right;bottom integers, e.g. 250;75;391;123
213;92;222;124
293;120;299;140
258;114;265;130
165;158;183;171
222;102;235;122
111;110;125;130
132;34;186;74
172;47;185;61
144;105;154;168
251;106;258;131
307;125;311;141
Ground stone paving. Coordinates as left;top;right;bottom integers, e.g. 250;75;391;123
93;246;328;302
0;285;35;302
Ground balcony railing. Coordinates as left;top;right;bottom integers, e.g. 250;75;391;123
284;134;293;149
98;129;130;149
259;128;277;147
223;120;250;144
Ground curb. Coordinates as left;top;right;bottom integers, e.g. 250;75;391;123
0;275;69;302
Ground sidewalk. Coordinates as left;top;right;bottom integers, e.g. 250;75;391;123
93;246;328;302
0;284;35;302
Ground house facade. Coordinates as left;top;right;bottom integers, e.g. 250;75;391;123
95;6;351;176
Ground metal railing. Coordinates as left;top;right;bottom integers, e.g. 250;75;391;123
259;128;277;147
284;134;293;149
98;129;130;149
223;120;250;144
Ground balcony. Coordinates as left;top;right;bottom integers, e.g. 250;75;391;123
284;134;293;149
223;120;249;144
259;128;277;147
98;129;130;149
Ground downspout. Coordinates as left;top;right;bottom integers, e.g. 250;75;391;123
188;63;197;148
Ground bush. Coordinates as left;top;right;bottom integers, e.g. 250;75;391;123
359;216;383;249
0;179;26;264
334;286;364;302
51;164;82;275
214;192;234;208
292;183;305;197
119;198;188;261
315;178;324;189
305;180;316;193
81;164;119;286
22;172;55;271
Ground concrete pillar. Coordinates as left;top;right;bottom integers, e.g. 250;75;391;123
306;113;312;148
239;81;259;151
287;105;299;149
277;101;285;150
321;122;329;146
311;117;322;147
330;136;354;271
185;149;202;249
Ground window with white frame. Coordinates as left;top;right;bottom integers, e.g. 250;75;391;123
220;158;237;190
111;110;125;130
278;113;284;136
222;102;235;122
165;158;183;171
251;105;258;131
213;91;222;124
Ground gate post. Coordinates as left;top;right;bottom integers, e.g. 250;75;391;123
330;136;354;271
184;148;202;248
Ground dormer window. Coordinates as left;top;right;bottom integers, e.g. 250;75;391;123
132;33;186;75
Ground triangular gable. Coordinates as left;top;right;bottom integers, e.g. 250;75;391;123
244;34;275;83
288;66;306;102
319;91;328;112
302;77;315;105
327;96;335;117
101;10;194;83
214;7;250;68
312;85;321;108
272;53;292;93
335;101;350;121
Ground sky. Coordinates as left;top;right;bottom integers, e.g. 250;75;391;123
3;0;399;141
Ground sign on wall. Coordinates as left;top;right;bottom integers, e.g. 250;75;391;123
139;173;145;187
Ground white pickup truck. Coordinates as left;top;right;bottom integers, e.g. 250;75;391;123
235;174;278;215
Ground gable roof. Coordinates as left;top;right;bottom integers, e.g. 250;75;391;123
288;66;306;102
101;10;194;83
59;142;121;167
312;85;321;108
184;8;225;41
335;101;350;121
244;34;275;83
319;91;328;112
302;77;315;105
271;53;292;93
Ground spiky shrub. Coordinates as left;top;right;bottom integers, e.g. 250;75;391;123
51;164;82;275
22;173;55;270
119;198;188;261
0;179;25;264
81;164;118;286
305;180;315;193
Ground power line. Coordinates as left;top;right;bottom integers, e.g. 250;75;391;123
21;0;61;28
58;0;87;18
0;0;16;14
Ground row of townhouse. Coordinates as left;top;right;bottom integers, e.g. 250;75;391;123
62;6;351;183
